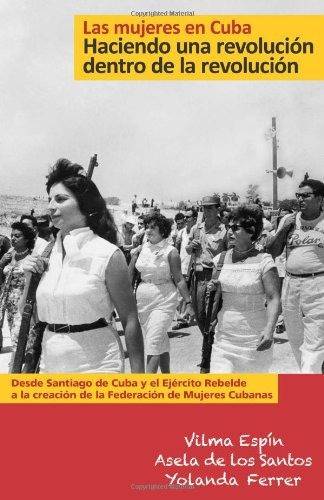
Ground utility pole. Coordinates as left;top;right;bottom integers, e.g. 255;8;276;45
266;118;293;207
272;117;278;209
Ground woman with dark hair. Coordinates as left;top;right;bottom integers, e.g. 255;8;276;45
24;158;144;373
209;204;280;373
0;222;35;354
135;213;194;373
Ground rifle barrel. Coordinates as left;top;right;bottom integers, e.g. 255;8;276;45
86;153;98;179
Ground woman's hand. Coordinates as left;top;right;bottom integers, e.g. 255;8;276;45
256;330;273;351
185;303;195;323
23;255;48;275
168;248;195;324
207;279;220;293
130;244;142;257
2;252;12;265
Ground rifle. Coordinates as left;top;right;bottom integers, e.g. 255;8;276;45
11;154;99;373
87;153;98;179
12;243;54;373
204;251;226;331
200;251;226;373
186;225;202;290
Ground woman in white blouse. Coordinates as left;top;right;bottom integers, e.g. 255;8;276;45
135;213;195;373
209;205;280;373
24;159;144;373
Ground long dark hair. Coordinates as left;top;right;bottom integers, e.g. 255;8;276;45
46;158;117;244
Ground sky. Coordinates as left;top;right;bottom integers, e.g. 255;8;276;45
1;0;324;206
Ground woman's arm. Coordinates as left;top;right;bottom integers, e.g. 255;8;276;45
168;249;195;321
106;249;145;373
122;243;134;251
257;267;281;351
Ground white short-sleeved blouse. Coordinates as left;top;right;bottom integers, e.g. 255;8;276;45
36;227;119;324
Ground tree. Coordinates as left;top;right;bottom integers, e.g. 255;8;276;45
246;184;259;203
222;193;230;204
279;198;298;212
230;192;240;202
177;200;187;210
105;196;120;206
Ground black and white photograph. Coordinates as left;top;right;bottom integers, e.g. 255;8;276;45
1;0;324;375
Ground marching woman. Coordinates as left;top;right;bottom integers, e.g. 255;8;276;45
209;205;280;373
135;213;195;373
24;159;144;373
0;222;35;355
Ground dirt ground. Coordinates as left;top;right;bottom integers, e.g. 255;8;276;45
0;316;299;374
122;321;299;374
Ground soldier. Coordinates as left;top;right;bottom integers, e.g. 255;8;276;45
186;195;227;373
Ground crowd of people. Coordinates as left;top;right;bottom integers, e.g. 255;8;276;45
0;163;323;375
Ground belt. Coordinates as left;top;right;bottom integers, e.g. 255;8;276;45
142;279;171;284
286;271;324;278
47;318;108;334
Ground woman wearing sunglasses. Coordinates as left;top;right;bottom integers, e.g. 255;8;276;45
209;204;281;373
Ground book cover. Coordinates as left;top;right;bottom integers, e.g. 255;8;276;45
0;1;323;498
